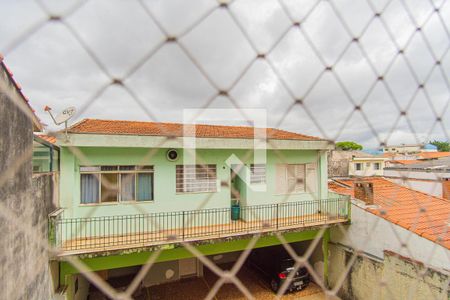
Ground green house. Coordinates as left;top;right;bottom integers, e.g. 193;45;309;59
50;118;349;252
49;119;350;298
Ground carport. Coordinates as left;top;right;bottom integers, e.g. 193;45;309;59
147;263;325;299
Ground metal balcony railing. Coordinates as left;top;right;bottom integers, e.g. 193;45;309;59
49;197;350;254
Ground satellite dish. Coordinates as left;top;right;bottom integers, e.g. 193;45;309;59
44;105;76;125
44;105;77;141
55;106;76;125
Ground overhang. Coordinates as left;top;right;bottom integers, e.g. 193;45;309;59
56;133;334;150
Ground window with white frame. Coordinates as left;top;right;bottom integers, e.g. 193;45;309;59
250;164;266;184
176;164;217;193
373;162;381;170
276;164;305;194
355;163;363;171
80;165;154;204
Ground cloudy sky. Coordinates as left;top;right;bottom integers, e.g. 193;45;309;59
1;0;449;148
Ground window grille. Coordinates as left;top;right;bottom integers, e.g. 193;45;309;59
250;164;266;184
176;164;217;193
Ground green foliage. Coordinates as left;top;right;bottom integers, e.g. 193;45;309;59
336;141;363;151
430;140;450;152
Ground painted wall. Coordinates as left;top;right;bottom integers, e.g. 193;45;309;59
330;200;449;272
59;147;324;219
387;177;443;197
0;75;55;299
329;243;449;300
384;169;450;198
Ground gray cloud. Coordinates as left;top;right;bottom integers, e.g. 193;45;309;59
1;0;449;148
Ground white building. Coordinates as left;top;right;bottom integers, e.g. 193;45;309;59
349;156;386;177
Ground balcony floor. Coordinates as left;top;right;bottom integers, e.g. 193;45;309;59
58;213;347;256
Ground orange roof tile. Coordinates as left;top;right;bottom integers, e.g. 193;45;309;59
387;160;422;165
67;119;324;141
36;134;56;144
329;177;450;249
417;152;450;159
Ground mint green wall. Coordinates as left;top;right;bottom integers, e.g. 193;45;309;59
60;147;324;218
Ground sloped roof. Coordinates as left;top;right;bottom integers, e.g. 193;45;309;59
387;160;422;165
329;177;450;249
418;152;450;159
35;134;56;145
67;119;324;141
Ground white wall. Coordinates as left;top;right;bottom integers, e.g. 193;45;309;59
384;169;450;197
331;200;450;272
388;177;443;197
384;169;450;181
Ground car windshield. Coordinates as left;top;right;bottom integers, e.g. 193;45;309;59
280;258;295;271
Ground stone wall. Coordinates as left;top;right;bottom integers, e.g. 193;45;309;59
328;151;350;177
329;243;449;300
0;76;54;299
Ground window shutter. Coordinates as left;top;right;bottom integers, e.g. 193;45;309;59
276;164;287;194
294;165;305;192
305;163;318;194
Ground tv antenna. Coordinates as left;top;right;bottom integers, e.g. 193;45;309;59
44;105;76;141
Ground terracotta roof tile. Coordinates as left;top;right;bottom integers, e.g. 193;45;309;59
329;177;450;249
67;119;324;141
36;134;57;144
418;152;450;159
387;160;422;165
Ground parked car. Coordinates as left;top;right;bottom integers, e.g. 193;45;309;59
247;246;310;293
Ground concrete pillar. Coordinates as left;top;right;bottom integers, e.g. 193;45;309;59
322;228;330;287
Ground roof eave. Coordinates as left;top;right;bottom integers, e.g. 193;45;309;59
56;133;333;150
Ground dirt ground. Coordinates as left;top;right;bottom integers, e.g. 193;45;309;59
146;264;326;300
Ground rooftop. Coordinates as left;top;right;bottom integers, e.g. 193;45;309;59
386;160;423;165
329;177;450;249
385;157;450;172
35;134;57;145
66;118;324;141
417;152;450;160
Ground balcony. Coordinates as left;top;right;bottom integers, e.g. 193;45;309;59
50;197;350;255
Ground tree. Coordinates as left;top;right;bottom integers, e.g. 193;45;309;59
430;140;450;152
336;141;363;151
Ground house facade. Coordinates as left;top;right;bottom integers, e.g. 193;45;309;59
49;119;350;299
53;119;348;248
349;157;386;177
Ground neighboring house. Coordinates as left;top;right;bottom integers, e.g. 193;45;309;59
349;157;385;177
0;57;56;300
49;118;350;299
381;143;423;154
328;150;386;177
329;177;450;300
381;143;438;154
384;157;450;200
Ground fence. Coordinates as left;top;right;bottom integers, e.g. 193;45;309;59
51;197;350;252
